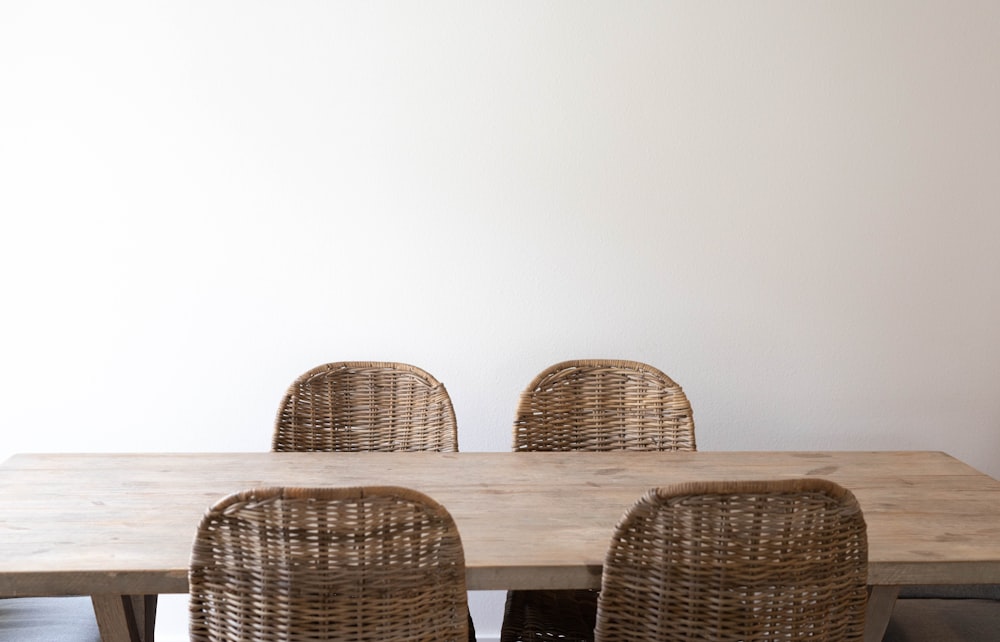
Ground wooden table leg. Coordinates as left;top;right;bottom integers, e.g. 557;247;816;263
133;594;157;642
92;594;158;642
865;585;900;642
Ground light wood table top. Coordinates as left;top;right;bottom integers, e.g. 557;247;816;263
2;450;1000;641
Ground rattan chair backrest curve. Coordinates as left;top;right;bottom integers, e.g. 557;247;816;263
273;361;459;452
513;359;695;452
189;486;469;642
594;479;869;642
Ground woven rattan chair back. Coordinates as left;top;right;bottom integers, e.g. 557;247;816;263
594;479;869;642
513;359;695;452
273;361;458;452
501;359;696;642
189;486;469;642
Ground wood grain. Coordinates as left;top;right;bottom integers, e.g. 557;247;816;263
2;450;1000;597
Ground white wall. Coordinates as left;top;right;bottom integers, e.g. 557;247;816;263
2;2;999;640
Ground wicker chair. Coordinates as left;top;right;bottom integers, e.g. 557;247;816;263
595;479;869;642
272;361;476;639
273;361;458;452
0;597;101;642
501;359;695;642
189;486;469;642
512;359;695;452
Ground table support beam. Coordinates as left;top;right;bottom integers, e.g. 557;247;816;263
92;594;157;642
864;585;899;642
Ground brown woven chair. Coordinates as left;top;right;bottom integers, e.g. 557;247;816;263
594;479;869;642
501;359;695;642
189;486;469;642
273;361;458;452
272;361;476;640
512;359;695;452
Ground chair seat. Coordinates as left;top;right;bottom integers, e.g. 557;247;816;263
501;589;596;642
0;596;102;642
883;598;1000;642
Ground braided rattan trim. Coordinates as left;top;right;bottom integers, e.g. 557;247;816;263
189;485;469;642
273;361;459;452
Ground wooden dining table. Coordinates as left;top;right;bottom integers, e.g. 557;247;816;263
2;450;1000;642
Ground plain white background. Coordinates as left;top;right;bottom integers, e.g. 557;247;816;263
2;2;999;639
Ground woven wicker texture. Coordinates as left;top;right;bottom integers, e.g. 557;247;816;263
512;359;695;452
189;486;469;642
594;479;869;642
502;359;696;642
273;361;458;452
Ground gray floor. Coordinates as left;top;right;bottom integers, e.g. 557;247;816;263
0;597;101;642
884;598;1000;642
